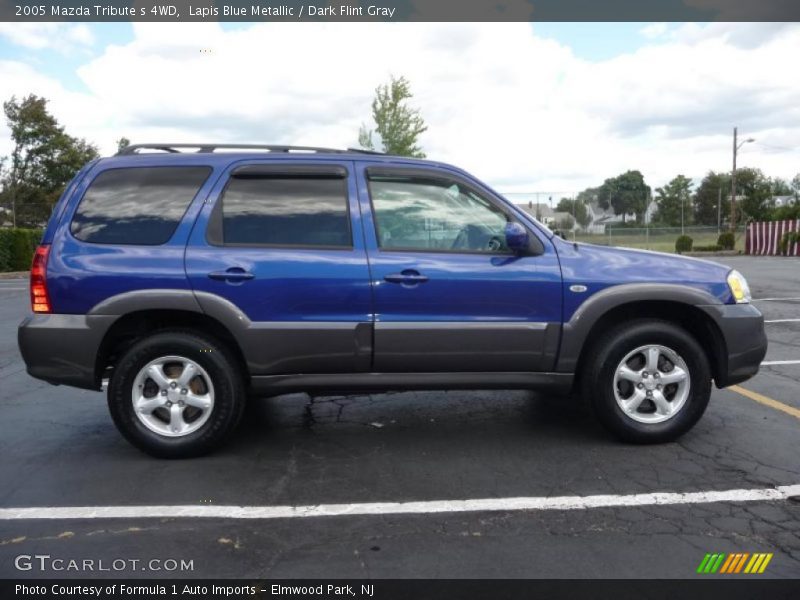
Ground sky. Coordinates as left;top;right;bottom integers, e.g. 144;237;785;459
0;21;798;197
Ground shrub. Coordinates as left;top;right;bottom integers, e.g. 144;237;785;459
692;244;723;252
0;228;43;272
771;204;800;221
717;231;735;250
675;235;693;253
779;231;800;255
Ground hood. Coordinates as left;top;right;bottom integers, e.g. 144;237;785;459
553;238;735;308
574;242;731;282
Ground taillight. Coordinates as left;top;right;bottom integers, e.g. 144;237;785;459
30;244;51;313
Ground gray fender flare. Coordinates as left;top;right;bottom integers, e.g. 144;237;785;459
556;283;722;373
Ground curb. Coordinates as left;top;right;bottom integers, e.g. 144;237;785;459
0;271;28;279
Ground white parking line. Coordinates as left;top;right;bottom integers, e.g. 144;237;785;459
761;360;800;366
764;319;800;323
1;484;798;521
753;297;800;302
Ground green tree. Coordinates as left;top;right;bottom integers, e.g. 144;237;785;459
654;175;693;227
693;171;730;226
769;177;792;197
0;94;98;227
116;137;131;153
597;170;651;224
772;203;800;221
576;186;600;206
556;197;591;229
358;75;427;157
556;214;575;231
736;167;773;222
791;173;800;200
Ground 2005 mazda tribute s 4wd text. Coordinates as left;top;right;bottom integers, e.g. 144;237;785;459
17;144;768;458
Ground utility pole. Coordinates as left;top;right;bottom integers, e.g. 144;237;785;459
731;127;755;232
681;190;685;236
717;187;722;234
10;175;16;229
731;127;737;232
572;196;577;241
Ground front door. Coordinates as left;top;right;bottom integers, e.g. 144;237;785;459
356;164;562;373
185;160;373;375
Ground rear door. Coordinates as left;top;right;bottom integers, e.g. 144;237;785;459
356;163;563;373
185;160;373;375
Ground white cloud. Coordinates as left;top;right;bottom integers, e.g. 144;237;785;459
1;22;799;194
0;23;95;53
640;23;669;39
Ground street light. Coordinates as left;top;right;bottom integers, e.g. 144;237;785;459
730;127;755;231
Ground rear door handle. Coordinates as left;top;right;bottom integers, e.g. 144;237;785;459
208;267;255;282
384;270;429;285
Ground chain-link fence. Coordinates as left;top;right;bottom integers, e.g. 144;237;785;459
573;225;746;252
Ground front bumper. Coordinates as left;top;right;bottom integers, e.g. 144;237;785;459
18;313;116;391
698;303;768;388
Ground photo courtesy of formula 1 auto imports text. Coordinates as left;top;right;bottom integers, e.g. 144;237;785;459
0;1;799;599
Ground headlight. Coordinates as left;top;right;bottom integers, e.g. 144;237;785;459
727;269;751;304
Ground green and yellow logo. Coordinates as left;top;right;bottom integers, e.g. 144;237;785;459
697;552;773;574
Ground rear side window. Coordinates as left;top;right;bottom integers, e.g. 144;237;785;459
71;166;211;245
218;176;351;247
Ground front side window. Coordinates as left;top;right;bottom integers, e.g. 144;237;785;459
220;176;351;247
71;166;211;245
369;175;511;253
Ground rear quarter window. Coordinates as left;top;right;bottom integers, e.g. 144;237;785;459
70;166;211;245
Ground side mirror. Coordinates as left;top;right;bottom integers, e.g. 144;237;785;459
505;222;529;253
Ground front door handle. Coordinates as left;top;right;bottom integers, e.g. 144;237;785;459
384;269;429;285
208;267;255;282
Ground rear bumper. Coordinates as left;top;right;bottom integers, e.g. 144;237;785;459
699;303;768;388
17;313;115;391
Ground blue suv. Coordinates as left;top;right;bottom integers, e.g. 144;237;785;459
18;144;767;457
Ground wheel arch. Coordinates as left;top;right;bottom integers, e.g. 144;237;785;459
559;284;728;387
95;309;248;386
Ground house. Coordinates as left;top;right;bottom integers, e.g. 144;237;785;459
585;198;658;233
515;203;573;229
511;195;658;234
772;195;797;208
515;202;552;221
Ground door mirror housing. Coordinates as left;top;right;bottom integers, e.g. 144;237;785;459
505;222;529;254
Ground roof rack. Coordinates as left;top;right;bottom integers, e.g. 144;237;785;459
345;147;386;155
117;143;386;156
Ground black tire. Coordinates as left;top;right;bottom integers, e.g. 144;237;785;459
107;330;246;458
581;319;711;444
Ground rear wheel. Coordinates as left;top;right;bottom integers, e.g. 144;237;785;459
108;330;245;458
582;319;711;443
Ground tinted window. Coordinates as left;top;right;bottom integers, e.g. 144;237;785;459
221;177;351;247
71;167;210;245
369;176;510;253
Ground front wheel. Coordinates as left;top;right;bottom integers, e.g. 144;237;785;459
107;330;245;458
582;319;711;443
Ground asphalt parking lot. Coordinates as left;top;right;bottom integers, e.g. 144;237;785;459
0;255;799;580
